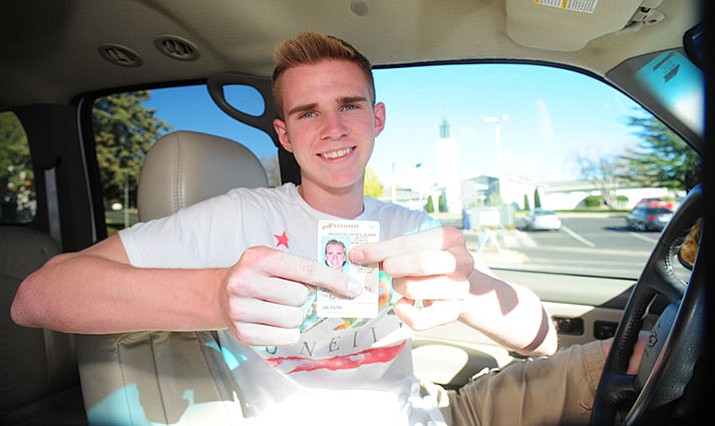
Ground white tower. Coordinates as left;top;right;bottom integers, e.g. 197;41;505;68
434;119;462;213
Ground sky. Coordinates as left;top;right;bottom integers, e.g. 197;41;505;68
144;63;647;188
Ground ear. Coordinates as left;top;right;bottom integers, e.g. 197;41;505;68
373;102;386;137
273;118;293;152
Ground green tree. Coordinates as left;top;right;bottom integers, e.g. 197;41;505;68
523;194;530;211
425;195;434;213
93;91;171;209
533;188;542;209
364;166;384;199
0;112;34;222
438;193;447;212
621;115;701;190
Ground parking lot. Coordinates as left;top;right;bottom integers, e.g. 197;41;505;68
438;213;662;279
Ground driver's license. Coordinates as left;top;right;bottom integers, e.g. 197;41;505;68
316;220;380;318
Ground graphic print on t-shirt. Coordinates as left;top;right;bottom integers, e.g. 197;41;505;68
265;340;406;373
274;230;289;248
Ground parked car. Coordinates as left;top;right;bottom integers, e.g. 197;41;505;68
635;197;678;211
1;1;707;425
626;206;675;232
524;209;562;231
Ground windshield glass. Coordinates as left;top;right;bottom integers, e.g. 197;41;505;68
368;61;701;280
92;60;701;281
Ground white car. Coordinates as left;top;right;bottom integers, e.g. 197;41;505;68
524;209;562;231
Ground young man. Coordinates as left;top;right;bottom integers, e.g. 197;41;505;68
12;32;635;425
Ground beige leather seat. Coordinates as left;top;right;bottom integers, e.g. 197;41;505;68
1;227;87;425
77;130;269;425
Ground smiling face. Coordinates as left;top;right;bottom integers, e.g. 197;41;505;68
324;241;348;270
273;59;386;197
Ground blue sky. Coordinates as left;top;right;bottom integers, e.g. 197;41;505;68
145;63;646;187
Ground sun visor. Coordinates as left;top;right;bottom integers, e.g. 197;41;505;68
505;0;661;52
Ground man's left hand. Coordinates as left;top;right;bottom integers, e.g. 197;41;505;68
349;226;472;330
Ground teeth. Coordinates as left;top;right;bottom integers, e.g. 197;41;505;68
322;147;353;159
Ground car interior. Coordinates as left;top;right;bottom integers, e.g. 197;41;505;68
1;0;710;425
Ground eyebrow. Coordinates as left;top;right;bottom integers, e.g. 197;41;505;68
338;96;368;105
286;102;318;117
286;96;370;117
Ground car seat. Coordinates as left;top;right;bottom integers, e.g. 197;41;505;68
76;130;269;425
1;226;87;425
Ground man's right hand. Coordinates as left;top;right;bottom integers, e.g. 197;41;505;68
221;246;363;346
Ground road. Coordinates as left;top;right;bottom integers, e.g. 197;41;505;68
464;215;668;280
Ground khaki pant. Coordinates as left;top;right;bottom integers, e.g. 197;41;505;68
437;341;605;426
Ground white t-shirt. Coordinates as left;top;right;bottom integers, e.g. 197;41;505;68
120;183;445;425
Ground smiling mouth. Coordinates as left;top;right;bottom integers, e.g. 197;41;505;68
320;147;354;160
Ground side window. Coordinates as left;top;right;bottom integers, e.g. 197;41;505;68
0;111;35;224
92;85;279;235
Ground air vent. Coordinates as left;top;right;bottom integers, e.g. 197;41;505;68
154;35;200;61
98;43;142;67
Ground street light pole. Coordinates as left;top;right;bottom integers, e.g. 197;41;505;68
484;114;509;200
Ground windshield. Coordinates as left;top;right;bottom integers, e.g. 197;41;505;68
91;56;701;282
367;60;701;280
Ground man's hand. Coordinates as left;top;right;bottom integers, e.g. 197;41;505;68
222;246;363;346
349;226;473;330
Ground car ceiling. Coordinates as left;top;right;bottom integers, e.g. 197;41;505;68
0;0;701;110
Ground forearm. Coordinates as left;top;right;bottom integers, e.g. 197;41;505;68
458;267;557;357
11;251;227;334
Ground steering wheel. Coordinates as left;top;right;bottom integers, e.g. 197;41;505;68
590;184;705;425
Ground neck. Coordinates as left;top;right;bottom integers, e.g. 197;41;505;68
298;179;365;218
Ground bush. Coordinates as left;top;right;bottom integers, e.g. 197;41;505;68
584;195;602;207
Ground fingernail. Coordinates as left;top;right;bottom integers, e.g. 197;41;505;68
348;278;363;297
350;249;364;263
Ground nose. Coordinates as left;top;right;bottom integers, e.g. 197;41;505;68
321;111;348;140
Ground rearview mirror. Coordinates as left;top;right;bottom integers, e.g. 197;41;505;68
683;22;704;70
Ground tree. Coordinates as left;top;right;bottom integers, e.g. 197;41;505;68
522;194;530;211
93;92;171;208
621;115;701;190
438;193;447;212
533;188;542;209
575;151;629;209
0;112;34;222
364;166;384;199
425;195;434;213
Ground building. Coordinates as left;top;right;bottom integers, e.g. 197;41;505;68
434;119;462;213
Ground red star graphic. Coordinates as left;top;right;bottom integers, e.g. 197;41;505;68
274;231;289;249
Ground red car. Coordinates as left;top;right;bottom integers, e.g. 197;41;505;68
636;197;677;211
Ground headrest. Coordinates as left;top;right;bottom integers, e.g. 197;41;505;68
137;130;269;222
